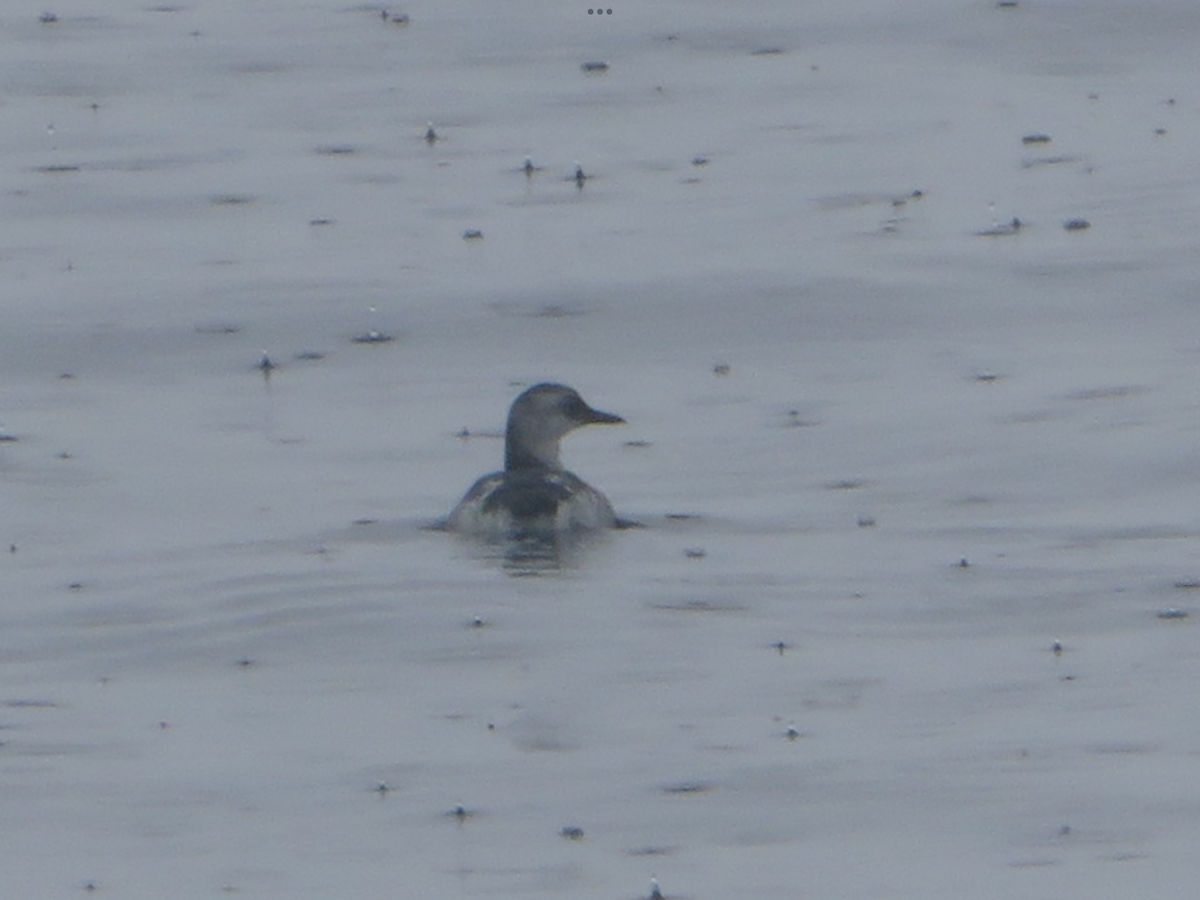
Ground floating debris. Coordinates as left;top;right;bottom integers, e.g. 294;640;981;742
827;478;869;491
683;547;706;559
350;307;393;340
750;46;786;56
627;845;676;857
1020;155;1080;169
779;408;816;428
661;780;713;794
461;228;483;240
1064;384;1148;402
1063;218;1091;231
996;0;1019;6
293;350;326;361
209;193;256;206
815;188;924;211
856;515;877;528
580;60;609;73
976;216;1023;237
35;164;81;174
351;330;394;344
309;217;336;226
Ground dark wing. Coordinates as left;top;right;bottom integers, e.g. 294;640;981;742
481;471;572;520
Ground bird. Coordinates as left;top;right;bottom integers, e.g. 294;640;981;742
447;384;624;538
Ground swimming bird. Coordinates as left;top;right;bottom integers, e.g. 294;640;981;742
448;383;624;537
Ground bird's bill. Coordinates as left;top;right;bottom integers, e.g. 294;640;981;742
584;407;625;425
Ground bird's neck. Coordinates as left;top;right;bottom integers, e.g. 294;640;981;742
505;432;562;472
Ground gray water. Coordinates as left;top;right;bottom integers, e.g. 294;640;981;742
3;1;1199;897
